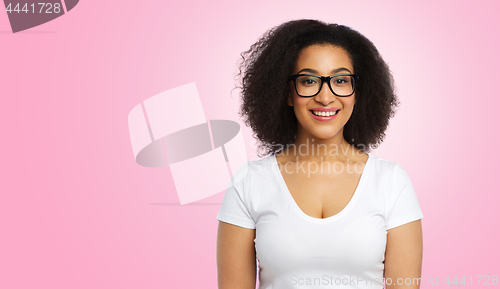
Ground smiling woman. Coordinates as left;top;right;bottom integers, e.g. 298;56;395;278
287;45;357;142
216;19;423;289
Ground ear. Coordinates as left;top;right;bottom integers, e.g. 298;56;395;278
287;93;293;107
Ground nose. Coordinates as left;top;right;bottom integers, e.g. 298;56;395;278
314;80;336;105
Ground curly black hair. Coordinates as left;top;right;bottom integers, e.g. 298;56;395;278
237;19;400;158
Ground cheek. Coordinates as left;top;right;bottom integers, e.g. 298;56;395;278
293;98;311;118
294;95;310;108
342;95;356;110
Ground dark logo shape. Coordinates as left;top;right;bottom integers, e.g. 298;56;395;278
4;0;78;33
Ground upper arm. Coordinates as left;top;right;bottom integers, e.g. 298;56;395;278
384;219;423;288
217;221;257;289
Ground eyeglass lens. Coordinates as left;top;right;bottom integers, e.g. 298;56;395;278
295;75;355;96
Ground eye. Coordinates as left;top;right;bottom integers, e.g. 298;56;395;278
298;76;319;86
332;76;351;86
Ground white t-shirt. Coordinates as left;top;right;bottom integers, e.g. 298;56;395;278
216;153;424;289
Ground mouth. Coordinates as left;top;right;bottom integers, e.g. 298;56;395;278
309;109;341;121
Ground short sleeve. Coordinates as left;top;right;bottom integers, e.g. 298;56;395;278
216;164;256;229
385;163;424;230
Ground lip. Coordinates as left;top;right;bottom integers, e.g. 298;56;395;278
310;107;341;112
309;108;340;122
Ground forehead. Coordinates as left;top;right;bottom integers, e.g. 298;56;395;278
294;44;353;73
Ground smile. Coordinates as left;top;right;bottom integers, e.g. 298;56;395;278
311;110;339;116
309;109;340;121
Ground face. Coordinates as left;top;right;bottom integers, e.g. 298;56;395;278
288;44;356;141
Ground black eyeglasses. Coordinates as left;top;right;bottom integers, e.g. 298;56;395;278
288;74;360;97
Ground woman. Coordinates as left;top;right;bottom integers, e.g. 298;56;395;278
216;19;423;289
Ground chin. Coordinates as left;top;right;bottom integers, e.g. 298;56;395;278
309;128;341;140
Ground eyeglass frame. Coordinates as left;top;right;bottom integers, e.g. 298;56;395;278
288;73;360;97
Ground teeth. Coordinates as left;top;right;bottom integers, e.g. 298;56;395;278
312;110;338;116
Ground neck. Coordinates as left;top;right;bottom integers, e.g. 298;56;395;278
278;128;362;162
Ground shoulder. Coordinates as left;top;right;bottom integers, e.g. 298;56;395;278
367;154;413;190
229;154;275;188
226;154;276;209
368;154;416;198
368;154;400;175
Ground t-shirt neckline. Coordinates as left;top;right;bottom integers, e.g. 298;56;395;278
271;153;373;222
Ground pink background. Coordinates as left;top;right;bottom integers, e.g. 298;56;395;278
1;0;499;288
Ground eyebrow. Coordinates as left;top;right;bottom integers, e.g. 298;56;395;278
297;67;352;74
